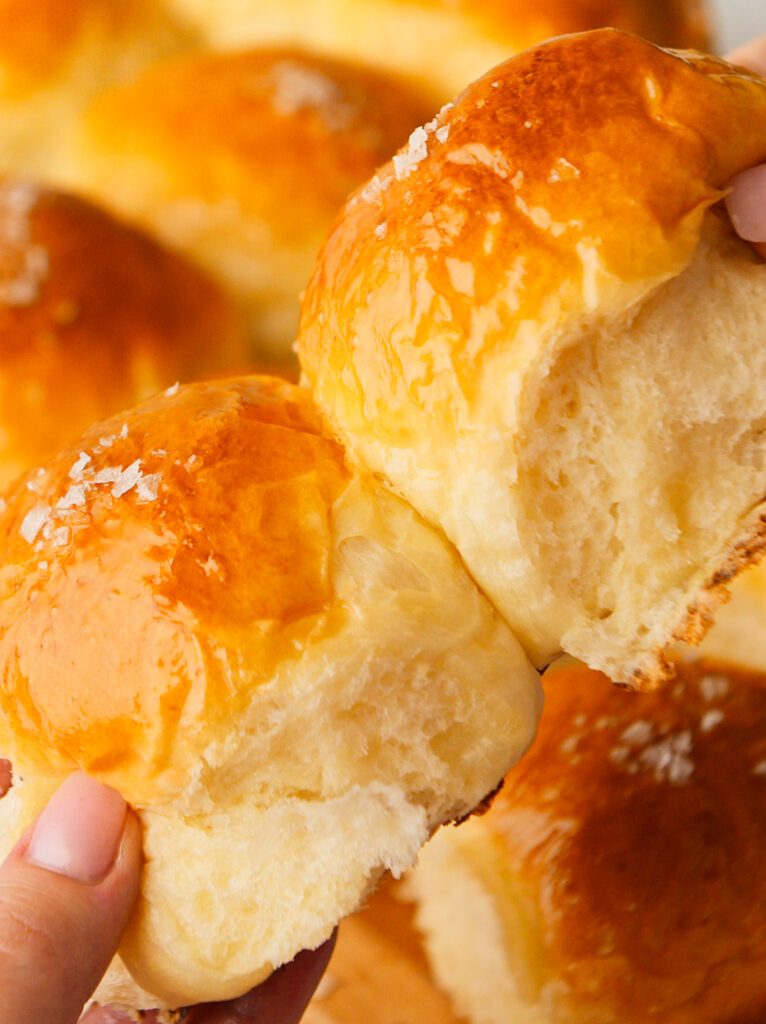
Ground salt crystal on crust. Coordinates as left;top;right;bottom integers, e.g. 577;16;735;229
69;452;92;480
20;503;51;543
112;460;142;498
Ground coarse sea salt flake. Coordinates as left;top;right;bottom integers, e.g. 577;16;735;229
137;473;162;503
374;222;387;239
56;484;87;509
393;125;429;181
435;125;450;144
20;503;51;543
620;720;654;747
560;735;579;755
92;466;123;485
164;382;180;397
699;674;729;702
700;709;724;733
640;731;694;785
112;459;142;498
69;452;92;479
53;526;70;547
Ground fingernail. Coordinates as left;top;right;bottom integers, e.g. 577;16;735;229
25;772;127;884
726;165;766;242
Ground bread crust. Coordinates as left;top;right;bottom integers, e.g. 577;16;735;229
0;179;245;490
411;657;766;1023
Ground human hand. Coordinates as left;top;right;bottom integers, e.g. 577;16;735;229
80;937;337;1024
0;768;334;1024
725;37;766;257
0;769;141;1024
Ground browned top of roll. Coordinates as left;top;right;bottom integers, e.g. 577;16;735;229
480;658;766;1022
300;31;766;422
0;377;352;800
0;0;191;95
81;47;437;247
392;0;711;50
0;180;245;489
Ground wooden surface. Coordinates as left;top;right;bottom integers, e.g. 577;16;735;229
303;879;466;1024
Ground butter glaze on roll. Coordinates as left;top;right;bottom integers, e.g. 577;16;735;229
69;47;435;363
0;375;541;1009
0;178;246;492
0;0;194;179
166;0;711;101
299;30;766;687
408;658;766;1023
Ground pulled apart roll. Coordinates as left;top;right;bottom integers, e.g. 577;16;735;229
0;0;194;180
299;30;766;687
0;376;541;1009
68;47;435;363
165;0;711;101
407;658;766;1024
0;178;246;492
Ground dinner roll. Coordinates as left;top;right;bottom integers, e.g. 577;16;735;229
68;48;434;364
298;30;766;687
0;376;541;1009
0;0;194;180
0;178;245;492
166;0;711;101
408;658;766;1024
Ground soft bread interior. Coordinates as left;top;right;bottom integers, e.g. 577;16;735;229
448;212;766;680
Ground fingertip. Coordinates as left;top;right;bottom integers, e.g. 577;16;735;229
726;36;766;77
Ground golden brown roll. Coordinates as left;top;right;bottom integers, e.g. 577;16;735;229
68;47;435;364
166;0;711;101
0;178;246;492
407;658;766;1024
0;0;195;180
298;30;766;687
0;375;541;1009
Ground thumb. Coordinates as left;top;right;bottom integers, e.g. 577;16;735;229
0;771;142;1024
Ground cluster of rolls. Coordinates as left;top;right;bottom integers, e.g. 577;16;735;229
4;0;766;1021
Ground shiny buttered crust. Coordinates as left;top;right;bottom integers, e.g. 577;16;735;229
299;30;766;687
166;0;711;101
0;179;246;492
0;376;541;1007
0;0;194;179
69;47;434;362
409;659;766;1024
